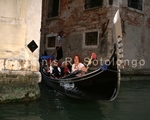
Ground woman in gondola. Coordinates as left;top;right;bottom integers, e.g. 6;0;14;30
71;55;87;76
61;61;71;76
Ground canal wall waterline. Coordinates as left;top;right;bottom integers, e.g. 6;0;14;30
0;71;41;103
0;70;150;103
121;69;150;81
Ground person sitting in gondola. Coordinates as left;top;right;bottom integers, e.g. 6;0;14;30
48;59;61;78
61;61;71;76
71;55;87;76
42;60;48;72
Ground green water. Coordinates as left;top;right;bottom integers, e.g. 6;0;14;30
0;81;150;120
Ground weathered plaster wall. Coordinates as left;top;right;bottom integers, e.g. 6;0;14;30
119;0;150;74
0;0;42;103
41;0;115;61
0;0;41;72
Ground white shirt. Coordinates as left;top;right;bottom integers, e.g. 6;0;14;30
57;36;62;46
72;63;84;72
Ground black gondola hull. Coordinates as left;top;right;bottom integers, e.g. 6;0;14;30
41;65;120;101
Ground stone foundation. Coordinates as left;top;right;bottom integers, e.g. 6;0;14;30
122;69;150;81
0;71;41;103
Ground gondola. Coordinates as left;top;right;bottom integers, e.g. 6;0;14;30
40;10;123;101
41;40;123;101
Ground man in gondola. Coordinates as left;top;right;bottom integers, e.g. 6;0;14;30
48;59;61;78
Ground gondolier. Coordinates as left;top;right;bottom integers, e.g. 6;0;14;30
56;31;63;61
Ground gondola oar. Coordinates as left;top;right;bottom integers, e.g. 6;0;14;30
51;47;61;55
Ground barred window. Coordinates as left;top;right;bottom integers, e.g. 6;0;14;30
85;0;103;9
85;32;98;46
48;0;59;18
47;36;56;48
128;0;143;11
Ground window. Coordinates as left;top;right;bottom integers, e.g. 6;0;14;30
48;0;59;18
85;0;103;9
128;0;143;11
109;0;113;5
85;32;98;46
47;36;56;48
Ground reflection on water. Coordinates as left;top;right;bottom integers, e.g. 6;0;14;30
98;81;150;120
0;81;150;120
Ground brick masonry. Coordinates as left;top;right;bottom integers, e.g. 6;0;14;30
41;0;150;79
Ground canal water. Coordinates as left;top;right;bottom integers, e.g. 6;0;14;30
0;80;150;120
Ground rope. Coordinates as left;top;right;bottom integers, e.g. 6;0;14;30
107;69;118;73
